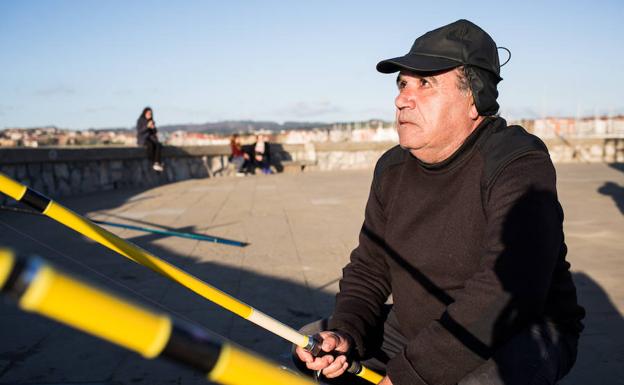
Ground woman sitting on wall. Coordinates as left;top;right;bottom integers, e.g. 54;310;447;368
136;107;164;172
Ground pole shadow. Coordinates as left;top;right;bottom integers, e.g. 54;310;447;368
597;181;624;215
607;162;624;174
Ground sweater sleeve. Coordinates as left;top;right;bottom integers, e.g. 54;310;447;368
328;173;392;358
387;152;565;385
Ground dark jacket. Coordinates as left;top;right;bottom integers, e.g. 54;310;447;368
328;117;585;385
136;116;158;146
243;141;271;165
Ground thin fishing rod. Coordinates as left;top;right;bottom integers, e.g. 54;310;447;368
0;172;383;384
0;205;247;247
0;249;315;385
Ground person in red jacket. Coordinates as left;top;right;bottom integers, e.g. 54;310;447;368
229;134;247;175
294;19;584;385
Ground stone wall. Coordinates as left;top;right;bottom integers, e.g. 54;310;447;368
0;146;230;206
312;137;624;170
1;138;623;204
543;137;624;163
312;142;396;171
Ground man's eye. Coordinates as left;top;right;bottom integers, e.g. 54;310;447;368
397;80;407;90
419;78;429;87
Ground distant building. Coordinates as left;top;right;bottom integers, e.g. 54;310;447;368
529;116;624;138
1;116;623;148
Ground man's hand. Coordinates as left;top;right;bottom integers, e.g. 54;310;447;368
294;331;352;379
378;375;393;385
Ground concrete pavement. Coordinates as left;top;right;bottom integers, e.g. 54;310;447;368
0;163;622;384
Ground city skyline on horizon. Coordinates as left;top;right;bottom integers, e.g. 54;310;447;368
1;1;622;130
4;112;624;133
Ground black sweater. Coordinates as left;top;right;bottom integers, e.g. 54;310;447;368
136;116;158;146
328;117;585;385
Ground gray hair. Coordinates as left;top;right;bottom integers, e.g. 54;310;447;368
456;66;471;94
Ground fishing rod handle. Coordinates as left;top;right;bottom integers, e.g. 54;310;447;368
0;249;316;385
304;334;384;384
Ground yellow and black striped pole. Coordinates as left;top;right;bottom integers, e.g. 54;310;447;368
0;249;315;385
0;173;383;384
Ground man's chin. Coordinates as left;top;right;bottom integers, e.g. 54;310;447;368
398;140;426;154
398;140;420;151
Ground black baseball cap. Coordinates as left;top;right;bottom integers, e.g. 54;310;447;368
376;19;501;80
377;19;504;115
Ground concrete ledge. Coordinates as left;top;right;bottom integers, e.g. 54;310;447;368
0;145;232;164
0;146;232;205
314;141;396;152
543;137;624;163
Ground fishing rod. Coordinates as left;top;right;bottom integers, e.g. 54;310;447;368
0;248;315;385
0;172;383;384
0;205;247;247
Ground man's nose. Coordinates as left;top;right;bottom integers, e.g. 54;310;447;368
395;91;414;110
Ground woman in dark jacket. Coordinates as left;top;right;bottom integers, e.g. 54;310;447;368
136;107;164;172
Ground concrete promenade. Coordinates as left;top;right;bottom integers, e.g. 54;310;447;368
0;163;622;384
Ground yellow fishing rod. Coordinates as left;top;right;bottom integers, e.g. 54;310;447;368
0;248;315;385
0;172;383;384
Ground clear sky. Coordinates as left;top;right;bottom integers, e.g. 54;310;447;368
1;0;622;129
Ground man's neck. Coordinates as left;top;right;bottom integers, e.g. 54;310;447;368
410;117;485;163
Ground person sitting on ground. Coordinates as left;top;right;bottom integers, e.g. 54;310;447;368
252;134;272;174
136;107;164;172
293;19;584;385
229;133;247;175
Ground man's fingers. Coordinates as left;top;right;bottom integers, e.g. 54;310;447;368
320;333;339;352
315;331;351;353
295;347;313;363
322;355;348;379
305;354;335;371
293;330;351;377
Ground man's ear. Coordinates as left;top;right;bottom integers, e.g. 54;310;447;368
468;97;479;120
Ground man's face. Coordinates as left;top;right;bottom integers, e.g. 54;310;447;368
395;69;479;162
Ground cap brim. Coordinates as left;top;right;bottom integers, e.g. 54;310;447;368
376;54;462;74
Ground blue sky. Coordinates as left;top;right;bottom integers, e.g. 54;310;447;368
1;0;622;129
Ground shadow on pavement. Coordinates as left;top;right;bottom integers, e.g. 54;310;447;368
598;181;624;215
565;272;624;384
607;162;624;174
0;208;331;385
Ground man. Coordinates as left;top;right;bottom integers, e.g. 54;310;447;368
294;19;584;385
